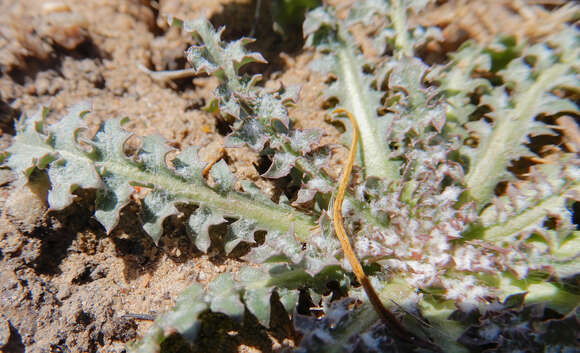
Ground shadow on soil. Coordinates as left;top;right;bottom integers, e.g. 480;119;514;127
5;37;108;86
28;189;262;282
3;322;25;353
0;94;20;136
158;292;295;353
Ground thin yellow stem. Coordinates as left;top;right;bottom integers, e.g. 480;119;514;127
332;108;440;352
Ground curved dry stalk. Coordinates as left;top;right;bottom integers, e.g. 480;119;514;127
332;108;440;352
202;148;226;178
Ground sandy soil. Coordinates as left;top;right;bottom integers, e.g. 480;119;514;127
0;0;574;352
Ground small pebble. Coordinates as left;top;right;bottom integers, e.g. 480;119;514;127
42;2;71;14
35;77;50;95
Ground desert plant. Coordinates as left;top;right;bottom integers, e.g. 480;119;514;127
2;1;579;352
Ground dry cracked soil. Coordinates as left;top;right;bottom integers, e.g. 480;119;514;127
0;0;574;352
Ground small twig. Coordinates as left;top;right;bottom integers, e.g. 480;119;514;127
138;64;198;82
250;0;262;37
332;108;441;352
202;148;226;178
121;313;156;321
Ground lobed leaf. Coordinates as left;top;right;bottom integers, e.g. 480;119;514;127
462;31;579;205
305;7;399;180
187;205;225;253
4;104;316;247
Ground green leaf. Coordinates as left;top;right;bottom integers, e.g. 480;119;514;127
91;118;136;233
478;160;579;247
346;0;389;26
172;146;207;186
463;33;580;205
244;230;304;265
294;177;333;204
5;103;316;242
226;119;269;150
127;283;208;353
208;273;245;319
179;16;266;87
141;189;181;244
139;135;174;176
238;267;273;327
257;93;290;128
278;287;299;313
288;129;321;154
224;218;258;254
6;107;56;177
261;152;297;178
305;7;400;180
187;205;225;252
210;159;236;193
384;57;447;137
46;104;102;209
94;172;133;233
